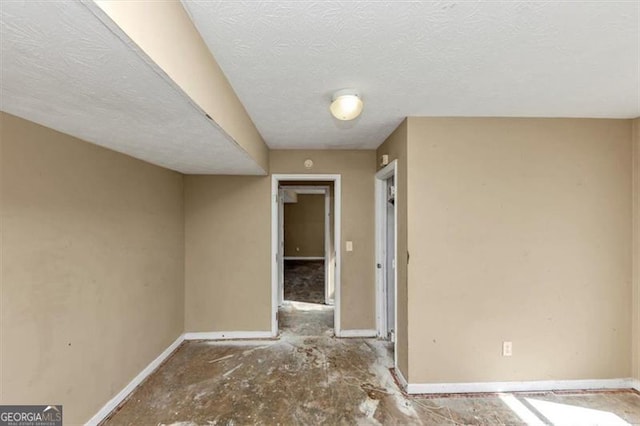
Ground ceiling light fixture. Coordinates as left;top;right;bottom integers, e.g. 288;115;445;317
330;89;363;121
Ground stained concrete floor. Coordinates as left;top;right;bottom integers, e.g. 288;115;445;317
280;258;334;337
279;300;333;336
284;260;325;304
104;308;640;425
104;256;640;425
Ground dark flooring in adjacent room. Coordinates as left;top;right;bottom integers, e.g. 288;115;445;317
284;259;325;304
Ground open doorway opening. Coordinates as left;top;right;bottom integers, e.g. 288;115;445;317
280;184;333;336
271;175;341;338
376;161;398;365
280;186;331;302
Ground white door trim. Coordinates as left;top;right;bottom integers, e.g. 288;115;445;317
324;189;332;305
279;185;328;195
272;175;341;337
375;160;398;369
277;188;285;305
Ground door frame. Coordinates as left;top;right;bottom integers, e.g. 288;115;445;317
278;185;332;305
375;160;398;366
271;174;341;337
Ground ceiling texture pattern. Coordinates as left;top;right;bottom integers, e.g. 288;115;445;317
183;1;640;150
1;1;264;174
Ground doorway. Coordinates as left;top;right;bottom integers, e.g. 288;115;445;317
375;161;398;363
278;185;332;305
271;174;341;337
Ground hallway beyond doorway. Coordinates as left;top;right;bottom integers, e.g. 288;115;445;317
284;259;325;304
280;259;334;336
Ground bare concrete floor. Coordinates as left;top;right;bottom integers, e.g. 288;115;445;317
279;258;334;337
104;332;640;425
105;281;640;425
279;300;333;336
284;260;325;304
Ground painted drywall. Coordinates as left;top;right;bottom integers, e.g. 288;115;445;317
184;176;272;332
284;194;325;257
184;1;638;151
184;150;376;333
376;120;409;379
633;117;640;382
0;113;184;424
93;0;269;173
405;117;632;384
0;1;262;175
271;151;377;330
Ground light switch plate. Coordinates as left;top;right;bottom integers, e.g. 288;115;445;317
346;241;353;252
502;341;513;357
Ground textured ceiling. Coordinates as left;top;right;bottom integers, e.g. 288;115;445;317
183;1;640;150
1;1;264;174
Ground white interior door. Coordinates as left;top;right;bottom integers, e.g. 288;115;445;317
374;161;398;367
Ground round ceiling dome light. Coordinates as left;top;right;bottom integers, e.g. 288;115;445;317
330;89;363;121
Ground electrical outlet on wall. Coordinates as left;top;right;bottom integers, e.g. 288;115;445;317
502;341;513;357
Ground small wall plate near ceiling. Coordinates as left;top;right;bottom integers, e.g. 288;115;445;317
330;89;363;121
304;159;314;169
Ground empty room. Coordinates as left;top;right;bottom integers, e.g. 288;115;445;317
1;1;639;425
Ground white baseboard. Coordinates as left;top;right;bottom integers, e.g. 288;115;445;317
283;256;324;260
87;330;276;424
405;378;634;395
633;378;640;391
395;367;409;391
86;334;184;425
337;329;377;338
184;331;274;340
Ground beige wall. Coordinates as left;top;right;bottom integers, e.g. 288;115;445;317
376;120;409;378
271;151;377;329
184;150;377;332
284;194;325;257
94;0;269;172
633;117;640;382
184;176;271;332
7;108;630;424
0;113;185;423
406;117;632;383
